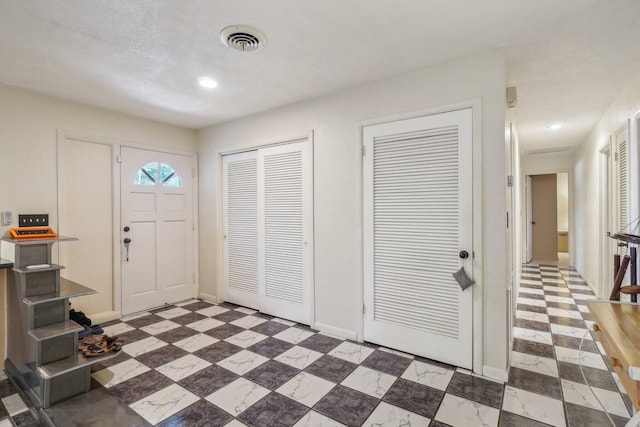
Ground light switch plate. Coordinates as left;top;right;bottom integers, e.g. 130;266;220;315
1;211;12;225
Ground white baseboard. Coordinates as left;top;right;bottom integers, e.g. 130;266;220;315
198;292;219;304
482;365;509;382
314;322;358;341
90;310;121;324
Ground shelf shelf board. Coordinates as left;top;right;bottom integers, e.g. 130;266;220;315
23;278;97;306
29;320;83;341
13;264;64;274
38;352;122;379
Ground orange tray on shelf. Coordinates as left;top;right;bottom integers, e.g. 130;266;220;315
10;227;57;240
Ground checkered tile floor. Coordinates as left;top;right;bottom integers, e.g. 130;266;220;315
0;263;635;426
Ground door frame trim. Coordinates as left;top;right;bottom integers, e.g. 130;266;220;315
358;98;484;374
56;130;199;320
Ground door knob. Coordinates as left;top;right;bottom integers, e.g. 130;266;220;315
123;226;130;232
459;250;469;259
124;238;131;244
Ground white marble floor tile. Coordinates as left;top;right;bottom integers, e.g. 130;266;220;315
1;394;27;416
568;284;591;291
130;383;199;425
230;315;267;329
293;410;346;427
140;319;181;335
546;307;583;319
92;358;151;387
572;293;596;300
328;341;375;364
510;351;558;377
224;420;248;427
435;393;499;427
155;307;191;319
273;318;297;326
217;349;269;375
275;346;323;369
0;418;13;427
276;372;335;407
401;360;455;390
516;310;549;323
195;305;230;317
543;285;570;293
545;295;575;304
520;278;543;285
519;287;545;296
550;324;591;340
119;312;151;322
561;379;630;418
186;317;225;332
174;299;201;307
273;327;315;344
611;373;627;394
341;365;397;398
102;322;135;336
542;278;565;284
578;304;591;313
554;346;607;370
173;333;219;353
379;347;414;359
364;401;430;427
156;354;212;382
502;386;565;427
206;377;270;416
225;330;268;348
517;297;547;307
234;307;257;314
513;327;553;345
122;336;168;357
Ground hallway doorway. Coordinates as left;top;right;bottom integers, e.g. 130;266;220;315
526;172;570;266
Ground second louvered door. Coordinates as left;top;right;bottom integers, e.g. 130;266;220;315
363;108;473;369
222;140;312;324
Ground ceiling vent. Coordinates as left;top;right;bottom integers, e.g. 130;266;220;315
220;26;267;52
527;146;574;156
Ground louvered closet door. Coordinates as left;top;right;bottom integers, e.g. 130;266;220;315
223;151;260;309
258;141;312;324
363;108;473;369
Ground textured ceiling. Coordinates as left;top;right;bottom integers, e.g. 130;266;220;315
1;0;639;151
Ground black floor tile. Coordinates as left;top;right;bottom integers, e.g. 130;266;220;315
213;310;248;323
548;316;587;328
304;355;357;383
552;334;599;352
179;365;238;397
361;350;413;377
446;372;504;408
180;301;215;312
109;370;174;405
125;314;165;329
250;321;290;336
298;334;342;353
156;399;232;427
545;302;578;310
155;326;199;343
498;411;553;426
170;312;207;326
514;318;551;332
507;367;562;400
118;328;152;344
564;402;628;427
556;361;618;391
314;385;378;426
244;360;300;390
239;393;309;427
247;337;295;359
135;345;189;369
512;338;555;359
193;341;243;363
383;378;444;418
204;323;245;339
517;304;548;314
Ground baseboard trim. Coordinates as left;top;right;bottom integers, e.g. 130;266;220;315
91;311;121;324
198;292;219;304
482;365;509;382
314;322;357;341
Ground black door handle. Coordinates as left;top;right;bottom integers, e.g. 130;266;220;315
124;238;131;244
459;250;469;259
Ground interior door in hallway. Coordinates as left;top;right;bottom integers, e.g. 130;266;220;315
531;174;558;261
121;147;196;315
363;108;473;369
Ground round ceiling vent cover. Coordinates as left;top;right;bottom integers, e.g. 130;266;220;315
220;26;267;52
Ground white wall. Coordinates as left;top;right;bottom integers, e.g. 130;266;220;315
198;52;509;377
573;69;640;287
0;83;197;322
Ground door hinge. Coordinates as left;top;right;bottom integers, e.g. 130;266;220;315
116;155;122;164
193;272;196;283
362;145;366;157
362;304;365;314
507;175;513;187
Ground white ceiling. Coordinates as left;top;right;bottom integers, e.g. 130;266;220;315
1;0;640;151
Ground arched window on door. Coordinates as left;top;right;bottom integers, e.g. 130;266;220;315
134;162;182;188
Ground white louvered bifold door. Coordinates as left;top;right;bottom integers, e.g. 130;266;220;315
363;108;473;369
258;141;312;324
223;151;260;309
616;131;628;232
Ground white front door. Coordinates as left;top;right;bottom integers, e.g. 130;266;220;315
363;108;473;369
121;147;196;315
222;139;313;324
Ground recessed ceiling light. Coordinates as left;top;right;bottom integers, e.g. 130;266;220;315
198;77;218;89
547;123;565;130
